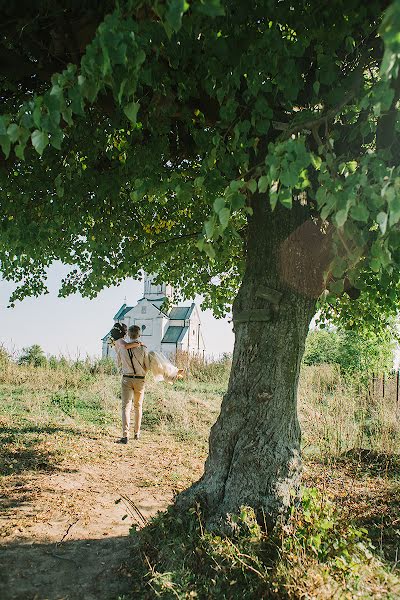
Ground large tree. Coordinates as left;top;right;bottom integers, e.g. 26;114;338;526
2;0;400;527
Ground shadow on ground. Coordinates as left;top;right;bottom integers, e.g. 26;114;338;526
342;448;400;479
336;449;400;565
0;535;134;600
351;486;400;565
0;425;94;477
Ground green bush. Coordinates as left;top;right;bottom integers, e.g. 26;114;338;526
18;344;47;367
303;330;341;366
304;329;395;377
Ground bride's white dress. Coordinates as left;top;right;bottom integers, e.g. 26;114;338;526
148;351;179;384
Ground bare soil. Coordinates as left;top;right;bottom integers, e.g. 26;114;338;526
0;429;205;600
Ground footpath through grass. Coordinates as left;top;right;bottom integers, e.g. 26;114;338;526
0;353;399;599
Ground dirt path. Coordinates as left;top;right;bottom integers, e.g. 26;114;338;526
0;429;205;600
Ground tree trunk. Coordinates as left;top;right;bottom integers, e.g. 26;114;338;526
177;195;329;529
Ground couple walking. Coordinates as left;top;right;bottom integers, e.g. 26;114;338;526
110;322;183;444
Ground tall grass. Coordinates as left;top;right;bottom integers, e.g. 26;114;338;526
1;347;399;457
299;364;400;457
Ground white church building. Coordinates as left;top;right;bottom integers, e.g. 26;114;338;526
102;274;206;359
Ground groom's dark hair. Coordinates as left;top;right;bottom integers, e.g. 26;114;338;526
128;325;141;339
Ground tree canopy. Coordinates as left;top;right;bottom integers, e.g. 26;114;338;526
1;0;400;329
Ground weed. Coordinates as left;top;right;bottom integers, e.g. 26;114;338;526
128;491;400;599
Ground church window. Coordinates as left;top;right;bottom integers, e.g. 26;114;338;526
141;306;146;314
142;324;146;331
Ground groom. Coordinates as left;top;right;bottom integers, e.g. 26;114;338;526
112;323;150;443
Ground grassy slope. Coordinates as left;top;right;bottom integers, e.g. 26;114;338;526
0;357;399;598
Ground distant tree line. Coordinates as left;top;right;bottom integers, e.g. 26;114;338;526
303;328;396;377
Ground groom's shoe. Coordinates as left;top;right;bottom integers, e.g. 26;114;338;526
116;437;128;444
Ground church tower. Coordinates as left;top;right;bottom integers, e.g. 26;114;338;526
143;273;174;305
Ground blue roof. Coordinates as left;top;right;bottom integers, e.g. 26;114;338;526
177;326;189;343
169;304;195;320
161;325;189;344
113;304;133;320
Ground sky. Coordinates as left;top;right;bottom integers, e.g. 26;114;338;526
0;263;234;359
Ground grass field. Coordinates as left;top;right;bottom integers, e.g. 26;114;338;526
0;351;399;599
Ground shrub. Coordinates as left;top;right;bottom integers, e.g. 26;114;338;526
90;357;119;375
304;329;395;378
18;344;47;367
303;330;341;366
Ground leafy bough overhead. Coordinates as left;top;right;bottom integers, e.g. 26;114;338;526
1;0;400;331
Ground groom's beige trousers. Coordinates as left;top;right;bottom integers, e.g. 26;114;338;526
121;376;145;437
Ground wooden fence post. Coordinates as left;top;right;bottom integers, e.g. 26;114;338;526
397;371;400;416
382;373;385;399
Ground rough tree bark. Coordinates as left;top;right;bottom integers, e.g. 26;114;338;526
177;195;330;528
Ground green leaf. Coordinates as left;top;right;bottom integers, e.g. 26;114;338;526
388;187;400;227
258;176;269;193
196;238;205;251
230;193;245;211
279;191;292;209
7;124;20;143
370;257;381;272
331;257;347;278
124;101;140;125
213;197;225;213
270;191;278;211
0;135;11;158
205;218;215;239
194;176;204;189
50;129;64;150
229;179;242;192
15;143;26;160
194;0;225;17
350;204;369;223
247;179;257;194
68;85;85;116
376;211;388;234
335;209;348;228
166;0;189;32
219;207;231;228
31;130;49;155
0;115;7;136
313;80;320;95
55;174;64;198
311;154;322;170
330;279;344;294
204;242;216;259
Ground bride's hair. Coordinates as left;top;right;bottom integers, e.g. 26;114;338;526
110;322;127;340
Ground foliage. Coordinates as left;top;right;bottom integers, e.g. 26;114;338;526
0;1;400;332
127;491;399;599
18;344;47;367
303;330;342;368
303;328;396;376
